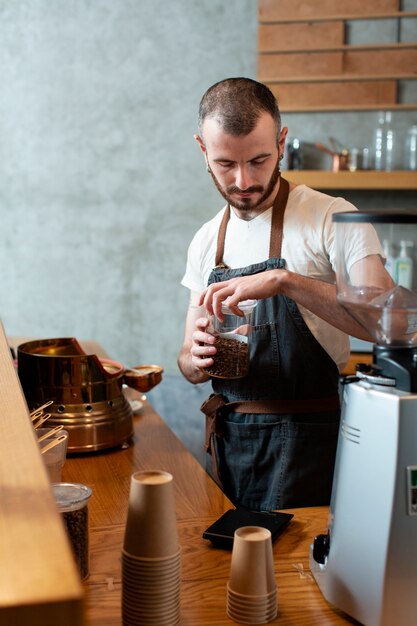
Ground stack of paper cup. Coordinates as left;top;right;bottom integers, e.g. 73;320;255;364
227;526;278;625
121;470;180;626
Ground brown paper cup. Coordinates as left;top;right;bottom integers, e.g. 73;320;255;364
228;526;276;597
227;587;278;623
123;470;179;558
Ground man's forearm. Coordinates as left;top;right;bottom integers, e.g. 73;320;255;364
200;268;373;341
280;270;373;341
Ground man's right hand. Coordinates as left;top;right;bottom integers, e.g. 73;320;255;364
190;317;217;370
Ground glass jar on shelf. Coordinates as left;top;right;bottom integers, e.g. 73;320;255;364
405;125;417;171
373;111;395;171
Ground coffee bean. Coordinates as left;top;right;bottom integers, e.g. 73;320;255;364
62;505;89;580
206;337;248;378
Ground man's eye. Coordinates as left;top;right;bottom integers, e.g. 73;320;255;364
251;158;268;166
217;161;234;168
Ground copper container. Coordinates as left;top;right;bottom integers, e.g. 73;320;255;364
17;338;163;453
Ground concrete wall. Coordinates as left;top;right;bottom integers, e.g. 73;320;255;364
0;0;257;372
1;1;416;375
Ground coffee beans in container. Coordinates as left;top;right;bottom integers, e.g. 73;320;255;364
52;482;93;581
206;300;257;379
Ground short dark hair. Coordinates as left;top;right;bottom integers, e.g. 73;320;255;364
198;77;281;139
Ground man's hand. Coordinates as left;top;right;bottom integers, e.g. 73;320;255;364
199;270;282;320
178;293;219;384
190;317;217;370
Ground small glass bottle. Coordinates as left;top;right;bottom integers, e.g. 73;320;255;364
405;125;417;171
373;111;395;171
395;240;414;290
52;482;93;581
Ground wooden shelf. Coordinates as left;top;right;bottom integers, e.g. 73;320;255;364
259;10;417;24
265;74;417;84
259;42;417;55
283;170;417;190
281;103;417;112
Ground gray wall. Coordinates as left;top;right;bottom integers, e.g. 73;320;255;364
1;1;416;375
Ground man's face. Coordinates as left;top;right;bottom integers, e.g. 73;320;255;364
198;113;287;215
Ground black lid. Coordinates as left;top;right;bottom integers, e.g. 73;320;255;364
333;211;417;224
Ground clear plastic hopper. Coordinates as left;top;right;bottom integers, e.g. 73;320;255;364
333;212;417;347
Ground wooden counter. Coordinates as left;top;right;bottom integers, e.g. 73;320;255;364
0;329;84;626
63;398;359;626
341;351;373;376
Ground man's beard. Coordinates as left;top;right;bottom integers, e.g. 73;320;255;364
208;155;281;212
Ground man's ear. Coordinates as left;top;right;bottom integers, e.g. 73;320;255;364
278;127;288;157
194;133;207;155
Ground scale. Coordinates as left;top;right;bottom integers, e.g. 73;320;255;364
310;212;417;626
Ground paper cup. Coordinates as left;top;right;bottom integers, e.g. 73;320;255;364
227;587;277;607
123;470;179;558
228;527;276;597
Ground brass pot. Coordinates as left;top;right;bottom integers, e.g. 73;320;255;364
17;338;163;453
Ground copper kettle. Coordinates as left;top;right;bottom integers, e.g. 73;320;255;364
17;337;163;453
315;142;349;172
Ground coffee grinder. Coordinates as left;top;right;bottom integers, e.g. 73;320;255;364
310;212;417;626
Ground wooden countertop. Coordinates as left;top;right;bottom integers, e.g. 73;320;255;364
62;397;358;626
0;329;84;625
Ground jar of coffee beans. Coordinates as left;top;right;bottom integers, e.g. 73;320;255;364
206;300;257;379
52;482;93;581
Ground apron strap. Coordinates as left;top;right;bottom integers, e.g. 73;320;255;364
227;394;340;414
200;394;229;489
201;393;340;423
215;205;230;268
269;177;289;259
214;177;290;268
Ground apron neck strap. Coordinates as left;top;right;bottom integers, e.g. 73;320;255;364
269;177;289;259
214;177;290;267
215;204;230;268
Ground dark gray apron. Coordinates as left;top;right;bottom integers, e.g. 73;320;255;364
200;178;340;511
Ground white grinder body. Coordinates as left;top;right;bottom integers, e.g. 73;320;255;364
310;380;417;626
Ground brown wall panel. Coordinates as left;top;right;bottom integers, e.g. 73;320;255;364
258;52;343;79
343;48;417;74
268;80;397;110
259;0;400;21
257;0;413;110
258;21;344;52
258;48;417;79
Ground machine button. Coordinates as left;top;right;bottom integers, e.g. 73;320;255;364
312;533;330;564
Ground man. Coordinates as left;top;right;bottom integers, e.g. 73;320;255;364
178;77;389;511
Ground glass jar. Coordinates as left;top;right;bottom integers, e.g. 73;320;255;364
52;482;93;581
373;111;395;171
205;300;257;379
405;125;417;171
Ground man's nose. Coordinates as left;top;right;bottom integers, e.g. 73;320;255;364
235;165;253;190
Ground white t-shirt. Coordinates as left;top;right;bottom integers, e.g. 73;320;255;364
181;184;375;371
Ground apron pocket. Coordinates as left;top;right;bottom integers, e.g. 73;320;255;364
279;420;339;508
214;418;339;511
